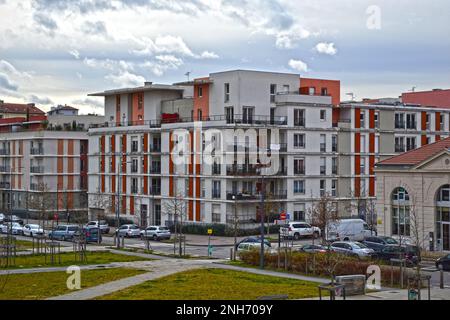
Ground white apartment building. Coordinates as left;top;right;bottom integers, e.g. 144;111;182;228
88;70;341;227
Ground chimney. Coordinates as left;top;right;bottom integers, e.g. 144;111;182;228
144;81;153;86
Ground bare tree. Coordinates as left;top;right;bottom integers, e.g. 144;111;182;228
163;191;187;257
347;188;378;235
264;192;281;236
89;190;113;243
308;193;343;284
27;182;55;233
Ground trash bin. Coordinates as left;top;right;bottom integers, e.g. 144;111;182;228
408;289;418;301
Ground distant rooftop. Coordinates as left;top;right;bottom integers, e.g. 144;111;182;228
0;101;45;115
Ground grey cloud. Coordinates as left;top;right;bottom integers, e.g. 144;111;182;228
81;21;108;36
34;13;58;32
71;98;103;109
0;73;18;91
28;94;53;105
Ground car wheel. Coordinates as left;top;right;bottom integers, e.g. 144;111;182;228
30;232;33;238
153;235;158;241
343;237;350;241
61;236;66;241
294;233;300;240
313;232;319;239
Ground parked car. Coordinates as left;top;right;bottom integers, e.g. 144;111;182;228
237;242;271;253
22;224;45;237
75;227;102;243
0;222;23;235
3;215;23;225
140;226;171;240
362;236;399;253
85;221;110;234
436;254;450;271
297;244;328;253
326;219;372;242
116;224;141;238
48;225;80;241
330;241;375;259
376;245;420;266
235;236;271;250
0;213;5;223
280;222;321;240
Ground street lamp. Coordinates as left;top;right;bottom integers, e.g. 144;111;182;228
232;194;238;260
256;163;270;270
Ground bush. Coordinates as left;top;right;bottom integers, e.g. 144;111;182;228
239;250;412;287
103;216;135;227
167;223;281;237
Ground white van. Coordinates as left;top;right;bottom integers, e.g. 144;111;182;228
325;219;372;242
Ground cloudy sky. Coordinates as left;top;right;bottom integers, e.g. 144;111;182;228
0;0;449;114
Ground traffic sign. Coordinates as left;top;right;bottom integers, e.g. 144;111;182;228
207;229;213;235
280;212;287;220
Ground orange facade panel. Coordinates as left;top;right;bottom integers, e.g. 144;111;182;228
354;108;361;129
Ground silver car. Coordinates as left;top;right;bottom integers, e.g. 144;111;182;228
22;224;45;237
331;241;375;259
1;222;23;235
116;224;141;238
140;226;171;240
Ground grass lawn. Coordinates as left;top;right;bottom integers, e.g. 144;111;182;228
2;251;153;269
98;268;323;300
15;240;35;251
0;268;146;300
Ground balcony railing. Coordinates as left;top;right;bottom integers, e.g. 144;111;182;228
30;166;44;174
30;148;44;155
149;145;161;152
294;118;306;127
212;190;221;199
30;183;40;191
320;166;327;175
149;187;161;196
0;182;10;189
149;167;161;174
226;165;259;176
395;121;405;129
227;190;287;201
0;166;11;173
294;167;305;175
332;166;338;175
320;143;326;152
212;165;221;175
0;149;10;155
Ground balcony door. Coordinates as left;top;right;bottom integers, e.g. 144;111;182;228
243;107;254;124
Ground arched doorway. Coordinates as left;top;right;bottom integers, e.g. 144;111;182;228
391;187;410;236
436;185;450;251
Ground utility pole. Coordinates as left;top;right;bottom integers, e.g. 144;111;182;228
116;152;121;249
233;194;238;261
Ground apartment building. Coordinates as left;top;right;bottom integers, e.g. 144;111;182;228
0;101;45;119
0;112;89;219
87;70;342;227
337;102;450;219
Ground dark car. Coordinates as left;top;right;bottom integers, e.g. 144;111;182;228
297;244;328;253
3;215;24;225
362;236;398;253
48;225;81;241
235;237;271;250
376;245;420;266
436;254;450;271
75;227;102;244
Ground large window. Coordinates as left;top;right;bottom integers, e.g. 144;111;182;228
436;185;450;251
391;187;410;236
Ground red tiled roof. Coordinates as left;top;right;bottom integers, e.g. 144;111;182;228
0;103;45;115
377;137;450;166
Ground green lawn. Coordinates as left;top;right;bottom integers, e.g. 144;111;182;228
2;251;152;269
0;268;146;300
98;268;322;300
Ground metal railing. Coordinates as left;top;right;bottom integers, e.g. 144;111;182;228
226;165;259;176
0;149;10;155
212;190;221;199
0;182;10;189
320;143;326;152
294;167;305;175
294;118;306;127
0;166;11;173
30;148;44;155
30;166;44;174
149;167;161;174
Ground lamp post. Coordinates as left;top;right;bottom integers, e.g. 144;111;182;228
256;163;270;270
232;194;238;261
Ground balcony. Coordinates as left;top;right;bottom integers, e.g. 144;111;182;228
149;167;161;174
30;183;41;191
0;149;10;156
149;145;161;152
212;164;221;175
30;166;44;174
0;182;10;189
212;190;221;199
149;187;161;196
0;166;11;173
231;114;287;126
30;148;44;155
294;167;305;175
226;165;259;176
227;190;287;201
294;118;306;127
275;92;332;105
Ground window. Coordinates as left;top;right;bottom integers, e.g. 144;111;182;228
332;135;338;152
406;113;416;129
198;86;203;98
392;187;410;201
270;84;277;103
308;87;316;95
294;109;305;127
320;110;326;121
294;158;305;175
138;93;143;109
131;178;138;194
440;114;445;130
224;83;230;102
282;85;290;93
392;187;411;236
331;180;337;197
395;113;405;129
131;158;138;173
437;185;450;202
374;112;379;128
321;87;328;96
131;136;139;153
360;135;366;153
406;137;416;151
332;157;338;175
320;180;326;197
320;134;326;152
294;203;306;221
243;106;254;124
225;107;234;124
360;157;366;175
395;137;405;152
197;109;203;121
212;181;221;199
294;180;305;194
426;113;431;130
360;112;365;128
212;204;221;223
320;157;326;175
375;136;380;153
294;134;305;149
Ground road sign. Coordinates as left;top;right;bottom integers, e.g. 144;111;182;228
207;229;213;235
54;214;59;221
280;212;287;220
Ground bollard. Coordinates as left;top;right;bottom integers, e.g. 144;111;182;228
441;268;444;289
230;248;233;261
120;235;125;248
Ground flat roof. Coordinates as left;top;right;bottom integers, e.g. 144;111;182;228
89;83;186;97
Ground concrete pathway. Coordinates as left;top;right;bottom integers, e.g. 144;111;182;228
47;259;221;300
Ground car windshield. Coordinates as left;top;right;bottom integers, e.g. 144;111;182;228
30;225;40;229
383;237;398;245
352;242;368;249
159;227;169;231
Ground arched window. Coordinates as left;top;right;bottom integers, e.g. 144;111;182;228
436;185;450;251
391;187;410;236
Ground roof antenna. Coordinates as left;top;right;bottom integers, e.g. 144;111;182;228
346;92;356;101
184;71;191;82
409;86;417;92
